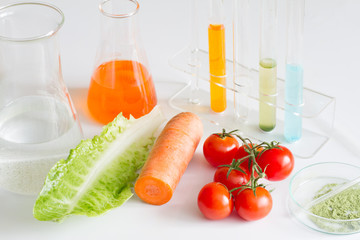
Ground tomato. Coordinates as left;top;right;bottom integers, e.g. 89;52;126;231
203;131;239;167
197;182;233;220
213;166;249;195
257;145;294;181
234;187;272;221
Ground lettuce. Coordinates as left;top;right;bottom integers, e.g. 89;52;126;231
33;106;164;222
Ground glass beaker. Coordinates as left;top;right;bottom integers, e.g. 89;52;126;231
0;2;83;195
87;0;158;124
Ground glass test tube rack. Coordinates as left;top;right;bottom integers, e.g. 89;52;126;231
168;0;335;159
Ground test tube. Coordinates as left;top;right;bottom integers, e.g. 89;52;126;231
188;0;200;104
284;0;305;142
208;0;226;113
259;0;277;132
233;0;249;121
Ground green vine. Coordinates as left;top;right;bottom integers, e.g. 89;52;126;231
219;130;280;196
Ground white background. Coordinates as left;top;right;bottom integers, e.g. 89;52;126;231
1;0;360;239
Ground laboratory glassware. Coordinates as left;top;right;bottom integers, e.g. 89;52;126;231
208;0;227;113
284;0;305;142
87;0;157;124
188;0;201;105
233;0;250;122
259;0;278;132
168;0;335;158
0;2;83;194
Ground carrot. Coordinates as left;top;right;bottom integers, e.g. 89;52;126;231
134;112;203;205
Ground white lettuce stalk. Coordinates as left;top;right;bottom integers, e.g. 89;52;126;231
33;106;164;222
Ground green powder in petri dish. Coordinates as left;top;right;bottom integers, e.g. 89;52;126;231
309;183;360;233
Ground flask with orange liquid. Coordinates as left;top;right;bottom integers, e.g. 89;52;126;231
87;0;157;124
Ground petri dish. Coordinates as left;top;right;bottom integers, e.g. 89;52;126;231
288;162;360;235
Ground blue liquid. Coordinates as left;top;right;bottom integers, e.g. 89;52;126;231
284;64;303;142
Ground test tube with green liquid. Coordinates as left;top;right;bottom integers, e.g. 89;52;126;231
284;0;305;142
259;0;277;132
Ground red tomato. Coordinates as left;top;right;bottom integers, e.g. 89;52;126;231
197;182;233;220
257;145;294;181
213;166;249;195
203;133;239;167
235;187;272;221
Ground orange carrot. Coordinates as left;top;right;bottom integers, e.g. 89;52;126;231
134;112;203;205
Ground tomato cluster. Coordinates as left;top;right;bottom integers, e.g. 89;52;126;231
198;129;294;221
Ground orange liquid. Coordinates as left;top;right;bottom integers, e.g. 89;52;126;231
208;24;226;113
87;60;157;124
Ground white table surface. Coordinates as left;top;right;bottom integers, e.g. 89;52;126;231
1;0;360;239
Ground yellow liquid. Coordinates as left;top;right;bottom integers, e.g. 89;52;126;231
259;58;277;132
208;24;226;113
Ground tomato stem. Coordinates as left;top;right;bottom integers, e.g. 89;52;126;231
216;129;239;139
219;158;248;179
232;133;278;195
218;129;282;196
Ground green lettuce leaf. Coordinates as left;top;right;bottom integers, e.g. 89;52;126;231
33;106;164;222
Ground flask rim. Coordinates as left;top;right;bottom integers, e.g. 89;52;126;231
99;0;140;19
0;2;64;42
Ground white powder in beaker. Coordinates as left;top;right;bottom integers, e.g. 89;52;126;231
0;157;61;195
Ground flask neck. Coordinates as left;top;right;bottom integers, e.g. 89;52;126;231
100;13;138;44
0;2;64;87
96;0;142;64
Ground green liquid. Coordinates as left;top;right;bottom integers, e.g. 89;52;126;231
259;58;277;132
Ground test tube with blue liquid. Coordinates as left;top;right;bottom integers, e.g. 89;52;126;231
259;0;278;132
284;0;305;142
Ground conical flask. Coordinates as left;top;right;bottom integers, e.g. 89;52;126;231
0;2;83;195
87;0;158;124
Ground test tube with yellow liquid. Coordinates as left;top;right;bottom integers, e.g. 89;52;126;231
259;0;277;132
208;0;226;113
